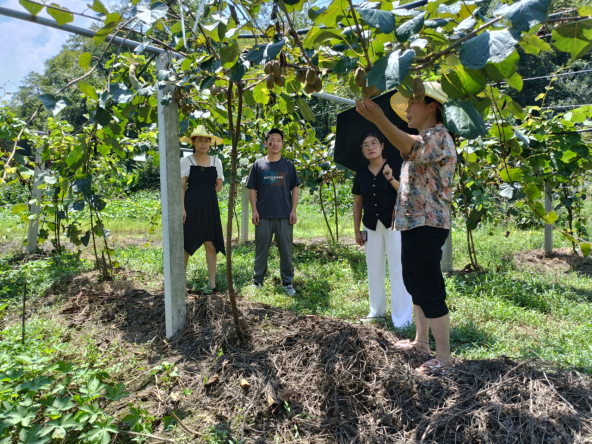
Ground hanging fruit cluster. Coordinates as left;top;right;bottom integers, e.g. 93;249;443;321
295;68;322;94
173;88;197;114
354;67;380;98
264;60;286;89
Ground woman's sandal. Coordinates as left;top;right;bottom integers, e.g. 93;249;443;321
394;340;432;356
415;359;452;376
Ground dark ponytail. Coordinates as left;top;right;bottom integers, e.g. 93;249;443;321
424;96;458;148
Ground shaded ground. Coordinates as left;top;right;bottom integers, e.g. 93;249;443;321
513;247;592;278
27;268;592;443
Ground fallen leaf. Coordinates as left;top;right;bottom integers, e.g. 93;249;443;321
240;379;250;389
205;374;219;386
278;389;295;403
267;394;278;409
169;392;181;402
326;406;338;425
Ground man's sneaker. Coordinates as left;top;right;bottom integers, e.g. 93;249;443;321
283;284;296;296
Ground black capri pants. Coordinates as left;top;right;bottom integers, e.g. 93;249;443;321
401;225;450;319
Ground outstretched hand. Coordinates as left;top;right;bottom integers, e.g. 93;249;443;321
355;97;387;125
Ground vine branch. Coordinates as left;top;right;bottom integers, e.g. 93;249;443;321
346;0;372;68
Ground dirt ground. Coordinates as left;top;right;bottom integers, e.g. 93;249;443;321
13;267;591;443
513;247;592;277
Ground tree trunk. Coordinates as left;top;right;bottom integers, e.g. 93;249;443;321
319;180;335;243
331;177;339;242
225;81;244;340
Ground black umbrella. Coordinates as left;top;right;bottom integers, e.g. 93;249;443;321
334;89;417;172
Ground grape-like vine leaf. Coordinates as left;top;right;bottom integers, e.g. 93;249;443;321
494;0;552;32
459;29;521;70
365;49;415;91
443;100;487;139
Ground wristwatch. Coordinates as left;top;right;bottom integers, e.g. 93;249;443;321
388;177;395;182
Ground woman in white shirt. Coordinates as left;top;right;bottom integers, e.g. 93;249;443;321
181;125;225;291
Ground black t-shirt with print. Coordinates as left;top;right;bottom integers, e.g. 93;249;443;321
246;157;301;219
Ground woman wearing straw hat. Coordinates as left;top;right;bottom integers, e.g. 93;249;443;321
181;125;226;291
355;80;456;375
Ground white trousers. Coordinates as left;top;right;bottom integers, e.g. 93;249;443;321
364;221;413;327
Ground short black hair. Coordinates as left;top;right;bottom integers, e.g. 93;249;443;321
361;131;384;146
265;128;284;141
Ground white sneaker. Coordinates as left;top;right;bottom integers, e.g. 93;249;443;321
283;284;296;296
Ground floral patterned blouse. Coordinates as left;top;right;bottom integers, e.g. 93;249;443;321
393;124;456;231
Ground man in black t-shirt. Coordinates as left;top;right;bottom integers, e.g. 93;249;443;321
246;128;301;295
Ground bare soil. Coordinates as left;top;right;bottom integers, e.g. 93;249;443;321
513;247;592;277
23;269;592;443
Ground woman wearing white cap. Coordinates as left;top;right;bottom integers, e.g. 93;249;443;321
355;81;456;374
180;125;225;291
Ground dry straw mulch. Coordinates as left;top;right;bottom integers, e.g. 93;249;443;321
57;282;592;444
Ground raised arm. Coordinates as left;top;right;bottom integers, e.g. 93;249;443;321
355;98;416;155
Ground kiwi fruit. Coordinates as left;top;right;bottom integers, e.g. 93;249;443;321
295;70;305;83
354;68;366;88
210;85;220;95
314;76;322;92
275;75;285;88
305;69;316;85
173;90;181;100
272;60;281;76
368;84;381;96
264;62;272;75
266;74;276;90
362;85;370;98
304;83;315;94
412;77;425;102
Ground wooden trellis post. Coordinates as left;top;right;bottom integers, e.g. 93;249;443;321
240;186;249;244
26;146;44;254
544;183;553;254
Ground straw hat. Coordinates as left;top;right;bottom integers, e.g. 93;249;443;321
390;81;448;122
189;125;224;146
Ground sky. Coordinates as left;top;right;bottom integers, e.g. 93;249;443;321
0;0;118;97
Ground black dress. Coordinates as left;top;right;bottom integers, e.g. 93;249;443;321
183;157;226;256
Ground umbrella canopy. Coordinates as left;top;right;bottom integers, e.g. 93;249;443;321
334;89;417;172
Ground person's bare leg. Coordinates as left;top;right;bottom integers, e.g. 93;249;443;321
429;313;451;366
204;241;217;288
184;250;190;270
413;305;431;354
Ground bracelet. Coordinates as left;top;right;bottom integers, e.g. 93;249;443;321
388;177;395;182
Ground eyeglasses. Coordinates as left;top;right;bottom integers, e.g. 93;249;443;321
362;140;381;149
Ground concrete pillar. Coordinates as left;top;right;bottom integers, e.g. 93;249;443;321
26;147;44;254
240;186;249;243
441;230;453;273
544;183;553;254
156;52;186;339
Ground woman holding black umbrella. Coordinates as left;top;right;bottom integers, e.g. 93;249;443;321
355;81;456;375
352;131;413;328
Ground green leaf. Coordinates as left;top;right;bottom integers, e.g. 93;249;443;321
105;383;128;401
46;3;74;26
93;22;116;45
110;83;133;104
425;18;449;29
297;98;316;122
442;100;487;140
494;0;552;32
16;376;53;392
552;18;592;59
455;65;487;95
506;72;523;91
524;183;541;201
8;406;36;427
133;1;168;27
78;81;98;101
332;57;359;75
311;0;348;28
499;166;524;183
581;242;591;257
459;29;521;70
252;83;270;105
19;0;44;16
88;0;108;15
395;13;425;43
229;59;250;82
78;52;92;70
357;8;395;34
245;39;285;64
38;94;72;116
220;41;240;69
546;211;558;224
484;50;520;81
81;419;118;444
12;203;27;214
519;34;552;55
365;49;415;91
308;6;327;21
499;182;517;199
19;424;50;444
